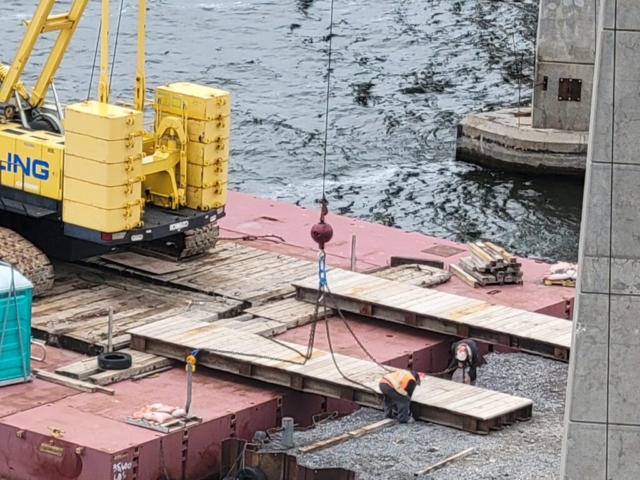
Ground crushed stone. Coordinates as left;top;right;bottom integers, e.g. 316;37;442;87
269;353;568;480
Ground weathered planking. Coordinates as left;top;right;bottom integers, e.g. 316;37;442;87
32;262;243;355
127;318;533;435
370;264;451;288
55;349;174;386
245;297;328;329
84;242;328;306
293;269;572;361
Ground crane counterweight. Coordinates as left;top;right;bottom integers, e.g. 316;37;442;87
0;0;231;294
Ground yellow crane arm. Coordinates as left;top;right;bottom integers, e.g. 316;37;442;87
0;64;29;101
0;0;89;108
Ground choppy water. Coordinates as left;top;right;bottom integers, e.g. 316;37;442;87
2;0;584;262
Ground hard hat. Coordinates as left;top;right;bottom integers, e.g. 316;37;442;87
455;345;468;362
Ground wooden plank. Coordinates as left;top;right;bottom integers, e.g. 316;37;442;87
128;320;533;434
34;369;114;395
389;256;445;269
293;270;572;361
484;242;517;263
414;448;476;477
449;264;479;288
298;418;395;453
88;353;174;386
55;357;101;380
101;251;187;275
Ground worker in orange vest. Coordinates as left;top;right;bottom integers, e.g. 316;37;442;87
378;370;421;423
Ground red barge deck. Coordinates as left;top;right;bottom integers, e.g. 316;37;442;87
0;191;576;480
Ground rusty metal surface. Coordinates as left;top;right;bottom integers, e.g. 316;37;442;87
420;244;466;257
0;421;123;480
558;77;582;101
223;439;356;480
0;347;85;419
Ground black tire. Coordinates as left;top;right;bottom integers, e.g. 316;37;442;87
235;467;268;480
98;352;133;370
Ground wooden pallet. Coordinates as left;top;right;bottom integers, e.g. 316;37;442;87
32;262;243;355
84;242;329;306
127;317;533;435
293;269;572;362
453;242;523;287
544;279;576;288
54;349;175;386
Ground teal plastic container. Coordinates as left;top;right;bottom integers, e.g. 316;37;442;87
0;263;34;387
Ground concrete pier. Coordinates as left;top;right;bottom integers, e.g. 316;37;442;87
456;1;598;174
532;0;598;132
560;1;640;478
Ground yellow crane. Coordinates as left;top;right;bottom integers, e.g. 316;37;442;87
0;0;231;296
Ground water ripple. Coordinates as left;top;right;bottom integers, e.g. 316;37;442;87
1;0;582;262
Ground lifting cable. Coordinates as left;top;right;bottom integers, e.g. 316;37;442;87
179;0;395;400
86;0;126;101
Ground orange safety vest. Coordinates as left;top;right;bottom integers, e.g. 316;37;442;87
380;370;415;396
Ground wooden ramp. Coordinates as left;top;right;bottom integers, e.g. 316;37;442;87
128;317;533;435
293;270;572;361
85;242;328;306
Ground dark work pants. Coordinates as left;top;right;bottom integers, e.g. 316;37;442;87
379;383;412;423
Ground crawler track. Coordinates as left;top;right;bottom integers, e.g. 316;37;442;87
134;224;220;260
0;227;54;297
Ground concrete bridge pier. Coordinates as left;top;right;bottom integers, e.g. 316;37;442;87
455;1;598;175
561;1;640;478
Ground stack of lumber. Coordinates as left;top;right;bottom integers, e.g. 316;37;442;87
449;242;523;288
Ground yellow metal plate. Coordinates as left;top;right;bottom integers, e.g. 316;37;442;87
187;139;229;164
157;114;230;143
65;101;143;141
64;154;142;187
65;131;143;164
155;83;231;121
63;177;142;210
186;161;227;189
0;127;63;200
63;200;142;233
39;140;63;201
186;182;227;210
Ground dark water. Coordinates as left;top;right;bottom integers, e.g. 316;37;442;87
2;0;584;262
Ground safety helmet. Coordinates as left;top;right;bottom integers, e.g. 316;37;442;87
455;345;468;362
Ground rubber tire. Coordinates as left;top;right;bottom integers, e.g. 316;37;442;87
235;467;268;480
98;352;133;370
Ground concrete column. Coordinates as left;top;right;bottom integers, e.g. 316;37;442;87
532;0;599;131
561;1;640;478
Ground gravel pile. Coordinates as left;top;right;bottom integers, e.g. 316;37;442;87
270;353;568;480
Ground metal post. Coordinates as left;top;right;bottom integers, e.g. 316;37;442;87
350;235;357;272
281;417;294;448
107;306;113;353
185;365;193;416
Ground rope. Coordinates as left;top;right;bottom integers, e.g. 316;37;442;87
321;0;336;201
109;0;126;87
87;21;101;101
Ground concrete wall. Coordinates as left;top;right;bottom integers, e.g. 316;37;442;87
532;0;599;131
560;1;640;478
